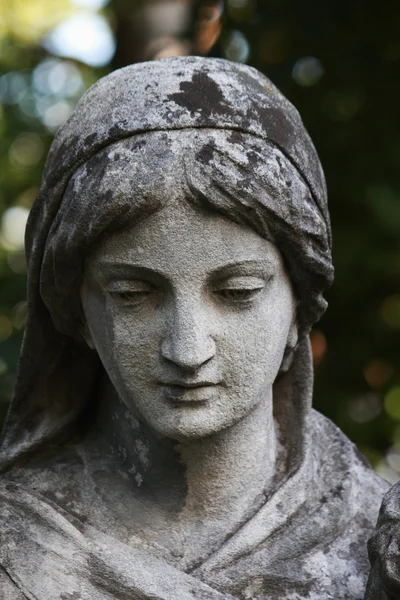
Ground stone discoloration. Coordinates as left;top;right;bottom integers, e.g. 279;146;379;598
365;481;400;599
168;70;229;119
0;411;388;599
0;57;389;599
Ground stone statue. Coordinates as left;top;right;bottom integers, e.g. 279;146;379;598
0;57;389;599
365;480;400;599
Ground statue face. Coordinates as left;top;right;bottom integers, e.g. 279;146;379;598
81;199;297;442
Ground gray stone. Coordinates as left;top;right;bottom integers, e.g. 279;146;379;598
365;480;400;599
0;56;389;599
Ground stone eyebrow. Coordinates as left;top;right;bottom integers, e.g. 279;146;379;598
209;259;277;281
93;262;167;285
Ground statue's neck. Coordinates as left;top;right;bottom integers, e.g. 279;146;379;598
92;373;278;528
178;397;277;524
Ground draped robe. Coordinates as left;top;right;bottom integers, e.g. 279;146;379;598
0;401;388;599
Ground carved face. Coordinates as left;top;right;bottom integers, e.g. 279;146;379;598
81;199;297;442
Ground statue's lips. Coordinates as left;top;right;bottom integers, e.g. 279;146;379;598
158;381;220;403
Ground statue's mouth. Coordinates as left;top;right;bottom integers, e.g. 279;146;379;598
159;381;220;403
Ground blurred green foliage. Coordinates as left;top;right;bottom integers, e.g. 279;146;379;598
0;0;399;479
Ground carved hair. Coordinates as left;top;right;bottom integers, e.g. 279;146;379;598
40;129;333;341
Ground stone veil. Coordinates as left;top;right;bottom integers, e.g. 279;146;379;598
0;57;388;599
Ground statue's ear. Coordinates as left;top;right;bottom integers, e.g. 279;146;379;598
279;319;298;375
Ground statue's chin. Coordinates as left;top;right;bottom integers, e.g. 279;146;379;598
123;391;264;444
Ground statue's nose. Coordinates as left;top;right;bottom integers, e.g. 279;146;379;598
161;302;216;371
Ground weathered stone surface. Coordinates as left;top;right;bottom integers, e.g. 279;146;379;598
0;57;389;599
365;480;400;599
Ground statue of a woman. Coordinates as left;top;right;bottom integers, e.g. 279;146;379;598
0;57;389;600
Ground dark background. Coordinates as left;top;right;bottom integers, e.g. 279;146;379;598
0;0;399;480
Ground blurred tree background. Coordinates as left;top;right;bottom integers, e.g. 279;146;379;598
0;0;399;479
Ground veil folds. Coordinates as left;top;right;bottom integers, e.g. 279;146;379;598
0;56;332;469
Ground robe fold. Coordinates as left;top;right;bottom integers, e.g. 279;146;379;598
0;409;388;599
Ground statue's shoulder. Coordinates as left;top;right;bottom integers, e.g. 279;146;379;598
311;409;390;512
0;453;92;600
0;444;88;519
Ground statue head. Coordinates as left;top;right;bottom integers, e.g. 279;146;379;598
76;132;298;441
0;57;333;462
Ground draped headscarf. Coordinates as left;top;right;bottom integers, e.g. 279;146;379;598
0;56;333;467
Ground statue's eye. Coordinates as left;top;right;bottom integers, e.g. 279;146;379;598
108;281;155;305
216;288;262;301
214;277;266;303
117;290;152;303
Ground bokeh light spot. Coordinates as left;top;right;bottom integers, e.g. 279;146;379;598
0;358;8;377
381;294;400;329
12;301;28;330
72;0;109;8
365;184;400;235
364;359;394;389
375;460;399;483
386;444;400;474
9;133;44;168
0;317;12;342
0;207;29;252
292;57;324;87
321;89;365;122
15;187;39;210
44;13;115;67
384;387;400;420
310;329;327;365
0;72;28;104
33;58;84;98
348;393;381;423
42;100;73;131
223;30;250;63
7;251;27;274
